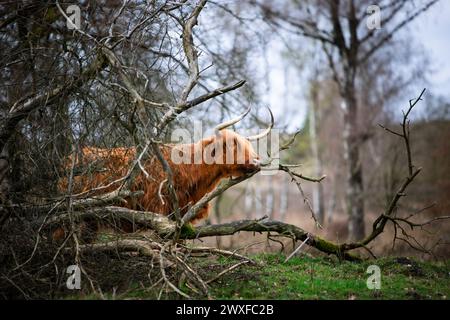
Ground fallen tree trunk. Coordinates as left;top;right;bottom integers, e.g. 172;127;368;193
43;206;360;261
184;219;360;261
43;206;176;236
78;239;160;257
0;190;144;223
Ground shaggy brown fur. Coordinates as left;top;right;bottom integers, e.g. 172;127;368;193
54;130;260;240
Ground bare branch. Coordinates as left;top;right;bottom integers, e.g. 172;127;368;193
157;79;246;133
179;0;208;103
181;170;258;225
279;165;326;183
0;54;106;152
206;261;250;284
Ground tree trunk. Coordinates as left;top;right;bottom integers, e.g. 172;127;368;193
255;185;262;216
279;174;289;221
214;193;223;247
245;182;253;220
265;176;275;219
342;85;365;240
309;83;325;224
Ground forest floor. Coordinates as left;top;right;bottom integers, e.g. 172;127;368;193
71;253;450;300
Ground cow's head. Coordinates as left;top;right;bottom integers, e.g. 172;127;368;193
200;106;274;176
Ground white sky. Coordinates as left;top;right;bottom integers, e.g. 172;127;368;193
410;0;450;98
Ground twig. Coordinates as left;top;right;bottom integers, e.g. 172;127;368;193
173;254;209;297
180;245;255;264
403;88;426;175
281;166;323;228
279;164;326;182
158;179;168;205
157;79;245;133
206;261;250;284
159;243;191;299
181;170;259;225
284;235;310;263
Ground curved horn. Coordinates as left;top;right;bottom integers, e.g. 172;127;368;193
214;105;251;133
246;106;274;141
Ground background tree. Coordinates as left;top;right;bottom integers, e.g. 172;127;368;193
255;0;439;240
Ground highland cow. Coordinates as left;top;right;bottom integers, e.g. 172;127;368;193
55;106;273;240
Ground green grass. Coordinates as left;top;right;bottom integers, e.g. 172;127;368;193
66;253;450;300
199;254;450;300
